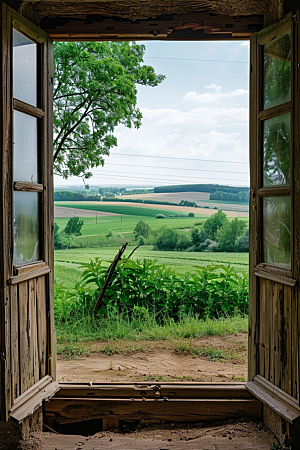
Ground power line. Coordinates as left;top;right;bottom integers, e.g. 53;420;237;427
145;56;249;64
93;162;248;175
92;169;249;182
109;152;249;165
91;172;249;184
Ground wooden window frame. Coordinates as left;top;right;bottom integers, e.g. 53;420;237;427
254;15;295;283
11;18;49;279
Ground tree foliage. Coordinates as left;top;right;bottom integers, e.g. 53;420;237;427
53;42;165;182
134;220;151;240
64;217;84;236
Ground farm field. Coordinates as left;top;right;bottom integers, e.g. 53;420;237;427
116;191;249;212
54;246;249;290
54;200;249;218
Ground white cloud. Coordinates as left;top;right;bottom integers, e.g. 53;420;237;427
183;86;248;103
240;41;250;47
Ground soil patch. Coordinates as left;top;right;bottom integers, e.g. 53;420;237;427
54;206;120;218
38;420;277;449
57;333;248;383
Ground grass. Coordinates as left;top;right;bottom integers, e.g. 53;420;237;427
54;201;205;218
55;311;248;346
54;246;249;289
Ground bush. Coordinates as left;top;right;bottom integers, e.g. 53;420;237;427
156;214;166;219
188;212;195;217
156;228;178;250
56;259;249;321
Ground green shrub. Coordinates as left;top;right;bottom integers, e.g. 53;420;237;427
156;214;166;219
54;258;248;322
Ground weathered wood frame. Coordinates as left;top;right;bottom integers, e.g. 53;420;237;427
247;12;300;424
0;3;57;422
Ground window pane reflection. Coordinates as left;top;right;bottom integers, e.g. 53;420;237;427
264;31;291;110
263;196;290;268
263;112;290;186
13;111;38;183
13;192;40;265
13;28;37;106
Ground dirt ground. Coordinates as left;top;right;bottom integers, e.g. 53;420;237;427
54;206;120;218
57;333;248;383
38;420;277;449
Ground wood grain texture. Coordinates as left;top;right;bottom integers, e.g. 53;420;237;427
10;284;19;403
45;398;262;424
57;383;253;400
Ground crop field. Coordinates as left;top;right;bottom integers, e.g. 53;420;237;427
116;191;249;212
55;246;249;290
54;200;249;218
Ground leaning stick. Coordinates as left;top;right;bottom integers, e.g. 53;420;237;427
94;243;128;311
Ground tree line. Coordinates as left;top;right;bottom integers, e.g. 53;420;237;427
154;184;249;195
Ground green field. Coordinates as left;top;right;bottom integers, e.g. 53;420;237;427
54;201;206;218
55;246;249;290
54;201;249;290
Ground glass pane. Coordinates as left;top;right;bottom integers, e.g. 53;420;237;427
264;31;291;110
13;111;38;183
263;196;291;268
13;28;37;106
263;112;290;186
13;192;40;265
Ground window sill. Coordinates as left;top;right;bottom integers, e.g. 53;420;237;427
254;263;296;287
10;261;50;284
246;376;300;424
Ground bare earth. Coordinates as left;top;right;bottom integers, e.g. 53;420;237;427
39;420;277;449
67;201;249;218
54;206;120;218
57;334;248;383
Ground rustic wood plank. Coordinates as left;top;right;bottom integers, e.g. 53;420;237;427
10;380;59;424
56;383;253;400
14;261;46;276
10;284;19;403
19;281;30;394
257;101;291;121
13;99;45;118
248;31;259;383
247;380;299;424
258;278;266;378
45;398;262;424
13;181;44;192
9;266;50;285
29;278;39;387
0;5;13;420
253;269;296;287
294;9;300;405
36;276;47;379
264;280;271;382
269;279;275;386
282;286;292;396
4;287;12;421
46;37;56;381
274;283;283;390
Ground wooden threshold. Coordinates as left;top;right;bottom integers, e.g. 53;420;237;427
45;383;262;425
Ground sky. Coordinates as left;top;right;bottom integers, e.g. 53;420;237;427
54;40;250;189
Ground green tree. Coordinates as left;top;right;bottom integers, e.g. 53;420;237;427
216;218;247;252
203;210;228;241
156;228;178;251
53;42;165;182
235;228;249;252
64;217;84;236
134;220;151;240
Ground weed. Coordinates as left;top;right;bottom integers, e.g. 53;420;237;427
58;343;90;359
199;347;225;361
231;375;246;381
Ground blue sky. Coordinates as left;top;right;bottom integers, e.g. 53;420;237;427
54;40;250;188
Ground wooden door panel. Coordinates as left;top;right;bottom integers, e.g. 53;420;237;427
0;3;57;422
258;279;296;399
